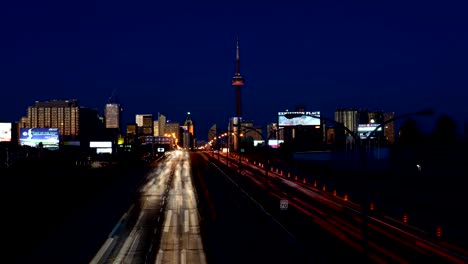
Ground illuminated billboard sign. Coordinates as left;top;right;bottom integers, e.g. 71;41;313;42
0;122;12;142
268;139;284;148
20;128;59;149
90;141;112;148
358;124;382;139
96;148;112;154
253;140;265;147
278;111;320;126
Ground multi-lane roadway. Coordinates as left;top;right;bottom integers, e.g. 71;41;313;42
91;150;206;264
89;149;467;263
210;151;468;263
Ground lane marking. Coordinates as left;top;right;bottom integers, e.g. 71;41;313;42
164;210;172;232
89;238;114;264
155;250;164;264
181;249;186;264
184;210;189;233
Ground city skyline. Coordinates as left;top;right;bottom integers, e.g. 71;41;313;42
1;1;468;138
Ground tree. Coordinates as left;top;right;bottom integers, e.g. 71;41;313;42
397;118;422;147
432;114;457;145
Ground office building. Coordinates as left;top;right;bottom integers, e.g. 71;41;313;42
208;124;217;142
19;99;100;142
240;120;262;141
384;112;395;144
104;103;121;130
267;123;284;141
165;121;180;147
136;114;153;136
153;113;167;137
334;109;359;137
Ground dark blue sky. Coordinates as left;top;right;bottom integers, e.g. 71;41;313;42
1;1;467;139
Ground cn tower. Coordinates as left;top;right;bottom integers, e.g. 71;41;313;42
232;36;244;117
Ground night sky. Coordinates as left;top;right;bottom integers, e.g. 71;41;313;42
1;1;467;140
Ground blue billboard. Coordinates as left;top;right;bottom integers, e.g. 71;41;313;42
20;128;60;149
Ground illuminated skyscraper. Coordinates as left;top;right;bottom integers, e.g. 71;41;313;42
165;121;180;146
334;109;359;137
104;103;121;130
158;113;166;136
21;99;99;141
136;114;153;136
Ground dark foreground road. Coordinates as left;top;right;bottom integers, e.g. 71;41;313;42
190;152;361;264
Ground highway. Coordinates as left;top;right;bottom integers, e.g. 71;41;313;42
154;150;206;264
191;152;362;263
209;151;468;263
91;150;206;264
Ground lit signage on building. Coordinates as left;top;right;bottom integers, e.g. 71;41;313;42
253;140;265;146
268;139;284;148
278;111;321;126
90;141;112;148
20;128;59;149
96;148;112;154
358;124;383;139
0;123;12;142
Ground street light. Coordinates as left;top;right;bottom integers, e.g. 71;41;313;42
235;124;278;188
230;132;245;173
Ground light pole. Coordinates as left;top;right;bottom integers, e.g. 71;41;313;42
231;131;244;173
236;125;278;188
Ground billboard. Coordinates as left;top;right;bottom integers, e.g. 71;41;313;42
358;124;382;139
268;139;284;148
96;148;112;154
278;111;320;126
20;128;59;149
90;141;112;148
253;140;265;147
0;122;12;142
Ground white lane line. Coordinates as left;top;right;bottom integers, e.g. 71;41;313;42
197;236;206;264
89;238;114;264
155;250;163;264
181;249;187;264
125;232;141;263
199;249;207;264
164;210;172;232
184;210;189;233
114;211;145;263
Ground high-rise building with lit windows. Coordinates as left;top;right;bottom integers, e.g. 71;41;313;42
19;99;100;141
334;109;359;136
104;103;121;130
165;121;180;147
384;112;395;144
136;114;153;136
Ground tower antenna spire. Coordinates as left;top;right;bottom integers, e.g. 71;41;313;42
236;35;240;74
232;35;245;117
